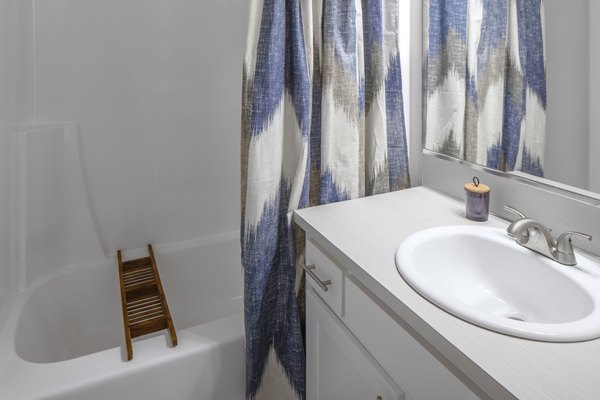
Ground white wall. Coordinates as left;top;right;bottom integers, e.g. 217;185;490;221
401;0;423;186
0;0;18;291
24;0;247;254
0;0;17;127
544;0;590;189
589;0;600;193
0;128;13;292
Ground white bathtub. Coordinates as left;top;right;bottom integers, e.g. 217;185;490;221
0;235;244;400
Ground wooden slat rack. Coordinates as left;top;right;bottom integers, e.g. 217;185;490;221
117;244;177;360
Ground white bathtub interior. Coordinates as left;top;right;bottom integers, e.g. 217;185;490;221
1;236;244;400
15;261;121;364
15;238;243;364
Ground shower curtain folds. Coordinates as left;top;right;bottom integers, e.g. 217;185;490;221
241;0;410;398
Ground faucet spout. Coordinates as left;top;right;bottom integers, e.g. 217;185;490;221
507;218;555;247
504;205;593;266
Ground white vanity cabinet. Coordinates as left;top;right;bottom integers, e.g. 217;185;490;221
297;187;600;399
305;239;480;400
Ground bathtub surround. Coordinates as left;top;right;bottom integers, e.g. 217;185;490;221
0;1;249;397
241;0;411;398
424;0;546;176
0;124;106;293
0;123;247;399
0;0;247;260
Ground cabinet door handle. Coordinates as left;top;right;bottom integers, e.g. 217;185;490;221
301;263;332;292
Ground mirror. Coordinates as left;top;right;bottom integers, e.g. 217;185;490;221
422;0;599;196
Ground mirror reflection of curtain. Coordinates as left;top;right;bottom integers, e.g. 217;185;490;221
424;0;546;176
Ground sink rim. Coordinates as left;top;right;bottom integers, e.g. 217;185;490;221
395;225;600;342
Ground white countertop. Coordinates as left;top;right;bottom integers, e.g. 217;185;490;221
294;186;600;400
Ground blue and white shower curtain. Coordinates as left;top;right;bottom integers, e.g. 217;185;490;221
241;0;410;398
425;0;546;176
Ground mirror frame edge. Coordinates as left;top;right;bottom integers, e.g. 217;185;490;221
423;150;600;207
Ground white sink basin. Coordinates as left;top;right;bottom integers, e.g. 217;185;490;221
395;225;600;342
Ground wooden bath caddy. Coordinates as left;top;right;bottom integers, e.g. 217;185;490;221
117;244;177;361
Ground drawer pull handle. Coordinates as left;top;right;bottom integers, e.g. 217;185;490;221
302;263;332;292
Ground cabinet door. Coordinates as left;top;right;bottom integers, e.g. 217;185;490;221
344;279;480;400
306;289;404;400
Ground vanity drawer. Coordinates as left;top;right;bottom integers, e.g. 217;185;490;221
344;278;479;400
305;239;344;317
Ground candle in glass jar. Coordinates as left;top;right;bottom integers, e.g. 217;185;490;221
464;177;490;222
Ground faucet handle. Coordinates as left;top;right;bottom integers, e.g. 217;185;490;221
556;231;593;253
504;205;527;219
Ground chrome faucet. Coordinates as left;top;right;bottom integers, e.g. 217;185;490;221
504;205;592;266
